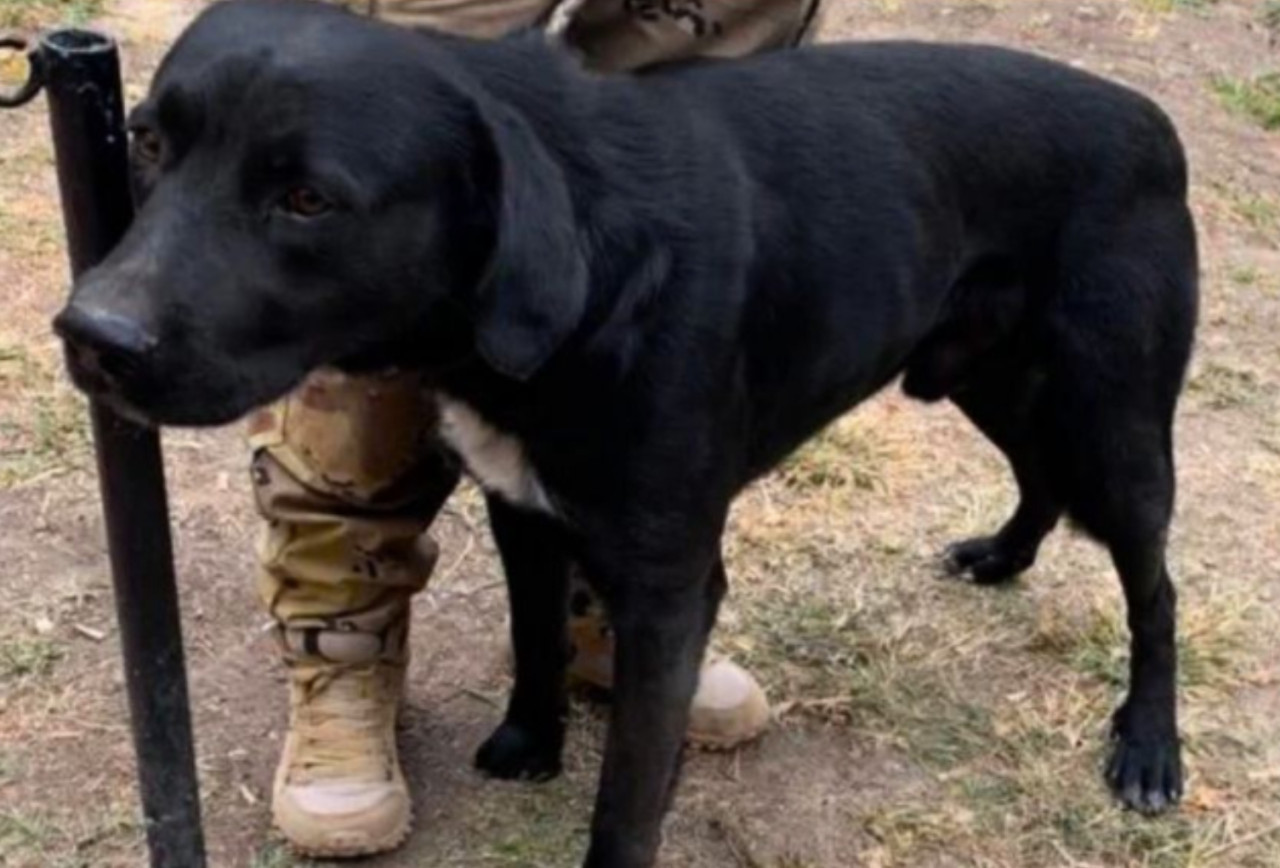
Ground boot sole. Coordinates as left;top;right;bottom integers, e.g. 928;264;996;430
687;726;769;752
279;809;413;859
569;675;771;752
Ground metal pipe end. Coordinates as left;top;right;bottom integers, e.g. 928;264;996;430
41;28;116;57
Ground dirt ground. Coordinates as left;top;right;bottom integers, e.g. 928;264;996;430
1;0;1278;866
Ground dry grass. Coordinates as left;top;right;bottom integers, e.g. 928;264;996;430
710;378;1280;865
719;500;1279;866
0;342;91;488
1188;361;1268;412
0;0;103;29
0;806;139;868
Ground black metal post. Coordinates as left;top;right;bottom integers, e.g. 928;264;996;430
22;30;206;867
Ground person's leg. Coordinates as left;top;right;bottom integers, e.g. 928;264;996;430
565;568;770;749
336;0;549;37
564;0;823;70
252;370;459;857
256;2;575;853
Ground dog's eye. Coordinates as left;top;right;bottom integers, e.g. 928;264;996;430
280;186;333;219
131;129;164;164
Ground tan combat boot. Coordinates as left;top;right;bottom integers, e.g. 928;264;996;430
566;580;772;750
272;601;412;858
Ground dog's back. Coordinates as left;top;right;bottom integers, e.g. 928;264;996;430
575;41;1194;476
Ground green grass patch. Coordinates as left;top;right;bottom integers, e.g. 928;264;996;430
1230;192;1280;234
1138;0;1219;13
1263;1;1280;35
737;589;1004;768
0;0;103;29
0;805;139;868
250;844;311;868
778;418;886;495
0;342;91;489
1189;361;1267;411
733;544;1274;866
1228;264;1260;287
474;782;589;867
731;589;891;707
1038;799;1202;868
1029;594;1250;693
0;811;55;863
0;637;63;680
1212;73;1280;131
0;752;20;785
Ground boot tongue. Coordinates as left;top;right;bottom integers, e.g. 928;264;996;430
292;663;397;783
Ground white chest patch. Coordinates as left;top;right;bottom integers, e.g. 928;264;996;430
436;395;554;514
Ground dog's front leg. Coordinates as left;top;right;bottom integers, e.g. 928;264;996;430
475;496;572;781
583;556;727;868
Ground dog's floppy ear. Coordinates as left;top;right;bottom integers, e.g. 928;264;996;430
471;99;588;381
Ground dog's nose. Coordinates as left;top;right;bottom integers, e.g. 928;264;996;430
53;304;158;380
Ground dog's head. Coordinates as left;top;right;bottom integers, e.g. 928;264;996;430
54;0;587;426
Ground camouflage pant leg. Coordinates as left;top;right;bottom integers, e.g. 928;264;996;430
567;0;823;72
326;0;551;38
256;0;821;627
249;371;457;624
336;0;822;69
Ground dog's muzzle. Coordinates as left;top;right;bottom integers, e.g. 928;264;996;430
53;302;159;402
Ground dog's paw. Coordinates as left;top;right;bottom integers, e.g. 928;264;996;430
475;721;563;782
941;536;1034;585
1106;712;1183;815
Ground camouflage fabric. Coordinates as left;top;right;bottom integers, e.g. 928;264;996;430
249;370;455;622
327;0;821;63
566;0;822;70
253;0;820;627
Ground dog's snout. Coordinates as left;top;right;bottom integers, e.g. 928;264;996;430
55;304;157;358
54;304;158;380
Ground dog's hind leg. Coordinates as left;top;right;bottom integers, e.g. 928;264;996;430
902;260;1061;583
475;496;572;782
1042;200;1197;814
1053;403;1183;814
944;367;1063;584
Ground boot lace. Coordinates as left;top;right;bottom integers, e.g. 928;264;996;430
290;663;396;784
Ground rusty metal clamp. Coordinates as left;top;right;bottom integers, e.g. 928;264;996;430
0;34;45;108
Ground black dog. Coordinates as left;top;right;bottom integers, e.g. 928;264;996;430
54;1;1198;865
